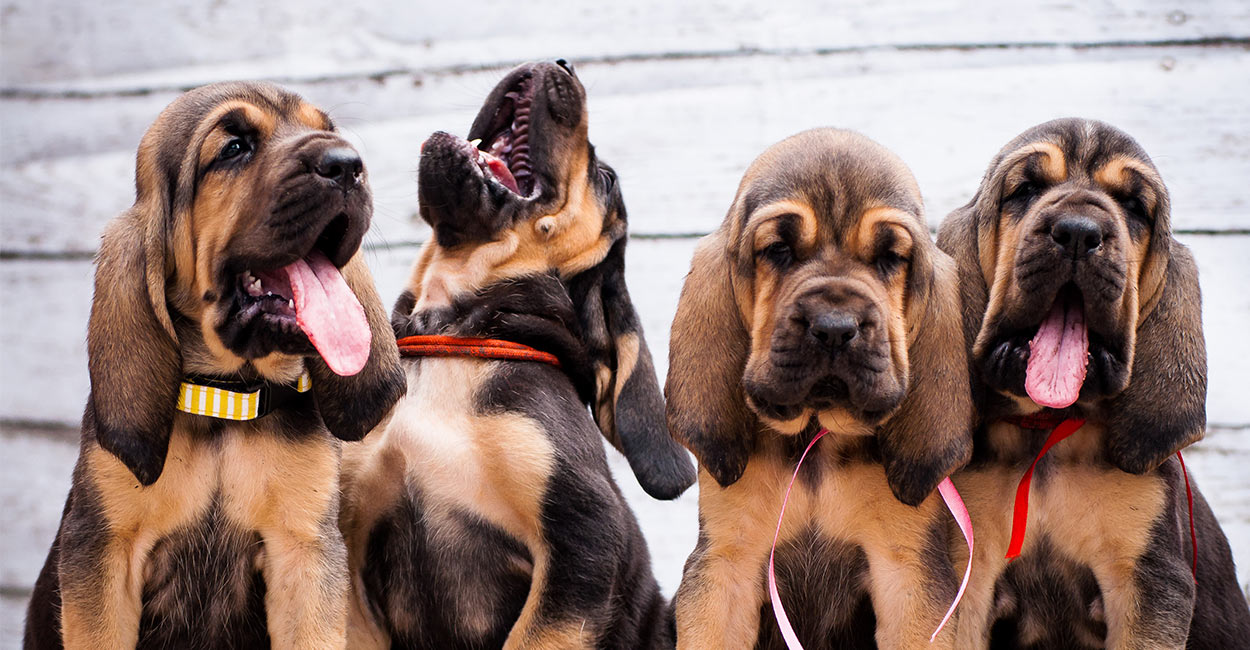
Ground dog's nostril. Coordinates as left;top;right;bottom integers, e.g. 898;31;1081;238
316;147;363;189
809;312;859;349
1051;216;1103;259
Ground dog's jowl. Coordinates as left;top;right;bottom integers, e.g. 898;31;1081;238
937;118;1250;648
667;128;973;649
338;60;695;650
24;81;405;650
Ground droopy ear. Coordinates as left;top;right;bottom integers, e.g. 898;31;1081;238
936;205;992;365
87;208;181;486
876;242;974;506
307;252;406;441
573;236;696;500
1105;242;1206;473
665;229;757;488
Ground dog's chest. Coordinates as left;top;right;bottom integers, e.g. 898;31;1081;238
963;421;1167;559
385;358;558;544
138;504;268;643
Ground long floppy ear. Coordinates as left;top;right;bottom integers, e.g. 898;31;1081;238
936;205;992;366
87;208;181;486
665;229;757;488
572;234;696;500
307;253;406;441
1105;242;1205;473
876;242;974;506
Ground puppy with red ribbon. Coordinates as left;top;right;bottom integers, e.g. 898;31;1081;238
938;118;1250;648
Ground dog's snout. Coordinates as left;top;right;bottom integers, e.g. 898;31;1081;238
1051;216;1103;259
316;147;363;190
808;311;859;350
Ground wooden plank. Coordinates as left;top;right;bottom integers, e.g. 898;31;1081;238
4;46;1247;255
2;235;1247;427
4;0;1247;89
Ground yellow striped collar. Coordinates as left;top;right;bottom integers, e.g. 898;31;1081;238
176;371;311;421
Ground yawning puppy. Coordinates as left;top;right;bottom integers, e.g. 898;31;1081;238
339;60;695;649
24;81;405;649
667;128;973;648
938;118;1250;648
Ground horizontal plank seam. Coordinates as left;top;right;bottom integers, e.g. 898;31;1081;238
2;36;1247;100
4;229;1248;261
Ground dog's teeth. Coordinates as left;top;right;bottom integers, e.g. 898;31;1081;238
469;138;482;148
288;299;294;309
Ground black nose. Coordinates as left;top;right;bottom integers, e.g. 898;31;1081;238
809;312;859;350
1051;217;1103;259
555;58;574;74
316;147;363;190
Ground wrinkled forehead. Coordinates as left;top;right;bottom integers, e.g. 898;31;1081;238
992;118;1159;182
143;82;332;170
733;130;924;243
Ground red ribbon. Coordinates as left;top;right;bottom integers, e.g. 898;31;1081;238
1003;415;1197;581
396;335;561;367
1005;418;1087;559
768;428;973;648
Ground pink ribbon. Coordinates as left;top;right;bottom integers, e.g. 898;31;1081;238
768;428;974;648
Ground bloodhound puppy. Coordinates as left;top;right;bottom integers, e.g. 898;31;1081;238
937;118;1250;648
667;128;974;648
338;60;695;649
24;82;405;649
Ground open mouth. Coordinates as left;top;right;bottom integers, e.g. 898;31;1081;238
228;217;372;376
472;75;537;197
1024;283;1089;408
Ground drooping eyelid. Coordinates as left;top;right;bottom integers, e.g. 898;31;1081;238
873;222;913;261
195;109;262;178
743;201;816;259
998;142;1067;201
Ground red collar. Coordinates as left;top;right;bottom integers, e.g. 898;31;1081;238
396;335;561;367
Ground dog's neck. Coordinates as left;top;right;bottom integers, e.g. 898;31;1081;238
392;273;597;403
172;315;306;385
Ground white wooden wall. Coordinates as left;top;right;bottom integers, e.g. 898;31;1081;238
3;0;1248;640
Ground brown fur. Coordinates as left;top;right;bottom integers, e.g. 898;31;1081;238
938;118;1249;648
24;81;405;649
667;128;973;648
340;61;692;650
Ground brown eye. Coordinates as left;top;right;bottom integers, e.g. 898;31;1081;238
1006;180;1040;205
1119;195;1151;224
757;241;794;268
875;250;909;276
219;138;250;161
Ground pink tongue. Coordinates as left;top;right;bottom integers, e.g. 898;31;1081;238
1025;295;1089;408
283;250;371;376
481;151;520;193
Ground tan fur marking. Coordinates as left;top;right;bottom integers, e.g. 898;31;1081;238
193;101;274;170
296;102;332;131
612;333;640;403
745;200;820;257
80;418;346;648
1006;141;1068;185
1093;155;1163;195
413;164;616;307
855;207;915;261
952;421;1169;648
677;446;956;648
974;219;1025;359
